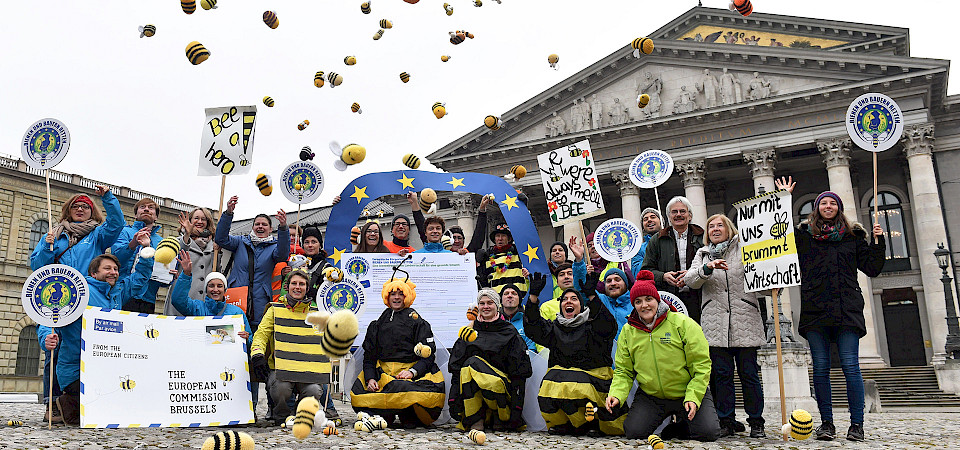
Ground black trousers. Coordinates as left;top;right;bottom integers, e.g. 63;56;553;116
624;389;720;442
710;347;764;424
679;290;701;324
122;298;156;314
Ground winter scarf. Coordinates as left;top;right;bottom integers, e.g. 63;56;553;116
810;221;848;242
248;231;274;246
708;240;730;259
556;306;591;328
51;220;99;247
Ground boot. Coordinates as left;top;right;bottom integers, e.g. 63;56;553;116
43;400;63;424
718;418;738;437
747;417;766;438
56;394;80;426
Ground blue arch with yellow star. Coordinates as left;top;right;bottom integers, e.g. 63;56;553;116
324;170;552;296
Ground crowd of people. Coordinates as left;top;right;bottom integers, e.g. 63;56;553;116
30;177;887;443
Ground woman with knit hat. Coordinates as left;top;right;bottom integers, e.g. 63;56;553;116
524;271;626;435
351;276;446;428
605;270;720;441
448;288;532;433
586;231;633;292
683;214;766;438
776;177;885;442
171;251;251;345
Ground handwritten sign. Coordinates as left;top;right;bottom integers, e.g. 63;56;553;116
733;190;801;293
537;139;605;227
198;105;257;176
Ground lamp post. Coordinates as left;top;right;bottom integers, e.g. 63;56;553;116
934;243;960;359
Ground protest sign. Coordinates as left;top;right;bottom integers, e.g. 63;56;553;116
733;189;801;293
21;118;70;170
280;161;324;204
333;253;477;347
198;105;257;176
537;139;605;227
21;264;89;328
593;218;643;262
80;307;254;428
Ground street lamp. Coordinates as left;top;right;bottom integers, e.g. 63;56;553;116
934;243;960;359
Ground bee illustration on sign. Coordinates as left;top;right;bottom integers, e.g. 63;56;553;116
845;93;903;153
281;161;325;204
120;375;136;391
144;324;159;340
770;211;789;251
200;106;257;176
220;368;236;386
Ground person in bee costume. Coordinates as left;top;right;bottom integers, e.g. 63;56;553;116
524;271;626;436
479;223;529;299
448;288;532;432
351;268;446;428
250;269;332;425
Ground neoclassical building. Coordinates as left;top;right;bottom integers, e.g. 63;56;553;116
426;6;960;370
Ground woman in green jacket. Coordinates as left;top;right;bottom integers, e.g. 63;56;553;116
604;271;720;441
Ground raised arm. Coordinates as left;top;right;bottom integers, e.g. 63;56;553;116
214;196;241;251
95;187;125;253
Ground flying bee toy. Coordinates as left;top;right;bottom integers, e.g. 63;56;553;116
466;303;478;321
505;165;526;181
200;0;217;10
256;173;273;196
402;153;421;169
263;11;279;29
432;102;447;119
547;54;559;69
139;24;156;38
443;3;454;15
293;397;320;439
344;56;357;66
484;115;502;130
373;29;384;40
473;0;482;6
399;72;410;83
320;309;359;357
631;37;654;58
441;55;451;62
181;0;196;14
323;266;344;283
449;32;464;45
419;188;437;214
263;96;275;107
379;19;393;29
351;102;362;114
314;71;324;88
458;326;477;342
154;237;181;266
299;146;315;161
729;0;753;16
185;41;210;65
201;431;255;450
298;120;310;131
637;94;650;108
329;141;366;171
360;1;371;14
327;72;343;87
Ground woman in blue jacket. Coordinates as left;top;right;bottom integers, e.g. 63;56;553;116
171;251;251;346
30;185;124;274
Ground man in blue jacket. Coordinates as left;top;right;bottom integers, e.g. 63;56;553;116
112;197;166;314
39;243;154;426
630;208;663;277
415;216;468;255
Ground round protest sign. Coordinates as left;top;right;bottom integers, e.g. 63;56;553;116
658;291;688;317
280;161;324;204
317;277;367;318
629;150;673;188
21;118;71;170
845;93;904;152
21;264;89;327
593;218;643;262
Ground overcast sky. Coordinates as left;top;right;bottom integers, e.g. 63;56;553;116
2;1;957;220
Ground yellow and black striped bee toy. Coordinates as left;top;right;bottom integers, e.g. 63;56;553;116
6;420;23;427
299;146;315;161
373;29;384;40
185;41;211;65
344;56;357;66
443;3;454;15
379;19;393;29
484;115;502;130
399;72;410;83
473;0;482;6
351;102;362;114
220;368;235;385
329;142;366;171
402;153;420;169
584;402;596;421
201;430;255;450
138;25;156;38
144;325;159;339
263;11;279;29
120;375;136;391
314;71;324;88
432;102;447;119
327;72;343;87
298;120;310;131
181;0;196;14
631;37;654;58
256;173;273;196
262;96;275;107
200;0;217;10
360;1;371;14
441;55;451;62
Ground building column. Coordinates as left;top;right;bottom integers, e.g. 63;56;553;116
743;148;777;195
676;159;708;227
452;194;475;242
817;137;885;367
613;170;642;227
902;124;952;362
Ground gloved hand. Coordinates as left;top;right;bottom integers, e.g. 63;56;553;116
466;304;479;321
250;354;270;381
528;272;547;298
579;269;601;295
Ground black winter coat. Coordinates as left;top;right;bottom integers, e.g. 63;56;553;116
640;224;706;294
361;307;437;382
523;293;617;370
795;222;885;338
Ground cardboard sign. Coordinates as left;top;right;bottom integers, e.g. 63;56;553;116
733;190;802;293
537;139;605;227
223;287;248;313
21;118;71;170
21;264;89;327
846;93;903;153
198;105;257;176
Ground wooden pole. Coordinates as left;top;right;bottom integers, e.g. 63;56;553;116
772;288;788;441
873;153;879;244
654;186;662;213
213;175;226;270
45;170;54;251
47;346;55;429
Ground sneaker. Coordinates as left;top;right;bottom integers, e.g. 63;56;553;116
733;420;746;433
847;423;864;442
815;421;836;441
718;418;738;438
750;424;766;438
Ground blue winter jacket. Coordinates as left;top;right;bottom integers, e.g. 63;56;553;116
505;310;537;352
112;221;164;304
415;242;447;253
597;291;633;340
38;253;153;390
171;273;252;346
30;191;124;274
629;234;656;279
214;211;289;328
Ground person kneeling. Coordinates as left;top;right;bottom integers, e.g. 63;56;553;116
351;276;446;428
606;271;720;442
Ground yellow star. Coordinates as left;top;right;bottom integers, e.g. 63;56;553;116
501;194;519;211
522;244;540;262
447;176;465;189
397;173;415;189
331;247;346;264
350;185;369;204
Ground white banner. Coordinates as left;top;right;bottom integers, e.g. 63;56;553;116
733;190;802;293
198;105;257;176
338;253;478;347
80;307;254;428
537;139;605;227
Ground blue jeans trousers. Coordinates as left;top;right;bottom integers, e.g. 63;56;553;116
806;326;865;425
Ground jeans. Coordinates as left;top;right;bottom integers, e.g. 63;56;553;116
42;349;61;403
806;326;864;425
623;389;720;442
710;347;763;424
267;372;321;420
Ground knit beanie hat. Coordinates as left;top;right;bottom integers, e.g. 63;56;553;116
392;214;410;227
815;191;844;212
204;272;228;289
549;241;569;259
500;284;521;298
559;288;584;308
602;267;629;286
302;226;323;245
640;207;663;227
630;270;661;302
477;288;502;309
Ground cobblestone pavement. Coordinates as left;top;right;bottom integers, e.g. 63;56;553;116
1;400;958;449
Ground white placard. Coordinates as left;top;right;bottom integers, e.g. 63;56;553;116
21;118;71;170
592;218;643;262
658;291;688;317
537;139;605;227
280;161;324;204
80;307;254;428
845;93;904;153
21;264;89;328
733;190;802;293
629;150;674;188
198;105;257;176
338;253;478;347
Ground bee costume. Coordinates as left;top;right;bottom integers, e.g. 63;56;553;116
448;289;532;431
350;267;446;427
524;278;627;435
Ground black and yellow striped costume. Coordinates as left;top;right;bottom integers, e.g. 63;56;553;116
251;300;331;384
448;318;532;431
524;288;626;435
481;244;529;298
350;307;445;427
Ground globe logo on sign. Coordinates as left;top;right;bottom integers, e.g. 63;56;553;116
629;150;674;189
319;277;366;316
21;118;71;170
31;275;81;324
846;93;903;153
602;226;635;260
287;169;317;195
344;256;369;279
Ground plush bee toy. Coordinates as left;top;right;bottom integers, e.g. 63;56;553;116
505;165;526;181
255;174;273;196
320;310;359;357
458;326;477;342
418;188;438;214
584;402;596;422
631;37;654;58
350;226;361;245
329;141;366;171
6;420;23;426
484;115;502;131
784;409;813;440
185;41;211;65
143;237;179;266
637;94;650;109
465;303;478;321
647;434;665;449
547;53;559;69
323;266;344;283
467;429;486;445
413;341;432;358
201;430;255;450
729;0;753;16
293;397;321;439
432;102;447;119
402;153;421;169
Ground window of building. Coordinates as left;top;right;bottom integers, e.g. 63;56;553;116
869;192;911;271
30;220;48;247
797;199;814;223
15;325;40;376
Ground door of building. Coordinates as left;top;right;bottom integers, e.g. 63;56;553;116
881;288;927;367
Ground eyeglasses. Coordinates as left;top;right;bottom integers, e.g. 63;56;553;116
393;222;409;228
365;230;380;235
71;204;91;211
670;209;688;215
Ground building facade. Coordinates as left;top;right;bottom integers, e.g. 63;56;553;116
427;6;960;369
1;154;199;393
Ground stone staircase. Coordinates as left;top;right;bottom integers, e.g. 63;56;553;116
731;366;959;408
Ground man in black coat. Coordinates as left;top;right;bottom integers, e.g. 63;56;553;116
640;196;706;323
